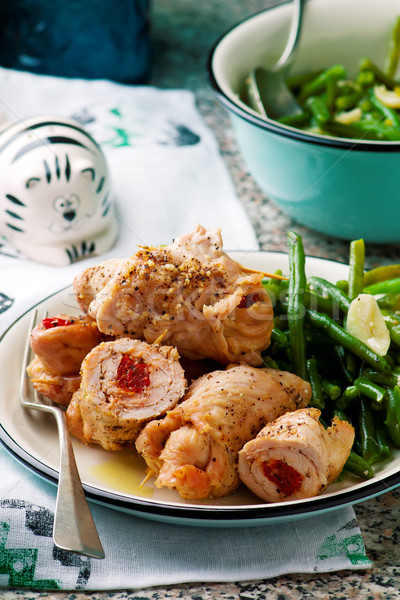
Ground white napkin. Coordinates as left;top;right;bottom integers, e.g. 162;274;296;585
0;69;371;591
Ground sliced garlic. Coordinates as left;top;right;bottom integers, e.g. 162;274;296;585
334;107;362;125
346;293;390;356
374;84;400;109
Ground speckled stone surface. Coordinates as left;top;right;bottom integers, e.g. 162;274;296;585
5;0;400;598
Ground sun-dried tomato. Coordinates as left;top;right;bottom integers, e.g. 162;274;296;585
262;458;303;496
237;293;261;308
116;354;150;393
41;317;72;329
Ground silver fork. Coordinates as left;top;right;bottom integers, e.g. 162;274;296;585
20;309;105;559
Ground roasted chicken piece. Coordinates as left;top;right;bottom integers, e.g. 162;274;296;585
135;365;312;500
26;356;81;406
66;337;187;450
30;314;102;375
238;408;355;502
73;224;274;366
27;314;102;405
73;258;126;312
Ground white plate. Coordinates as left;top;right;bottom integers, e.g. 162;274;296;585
1;251;399;527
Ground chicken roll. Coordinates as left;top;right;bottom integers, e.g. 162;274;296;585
73;225;275;366
135;365;311;500
30;314;102;375
238;408;355;502
66;338;187;450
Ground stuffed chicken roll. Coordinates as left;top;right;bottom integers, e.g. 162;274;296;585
73;225;275;366
30;314;102;375
66;338;187;450
135;365;311;500
238;408;355;502
27;314;102;405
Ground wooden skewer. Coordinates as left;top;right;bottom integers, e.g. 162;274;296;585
152;330;168;345
139;468;156;488
241;266;288;280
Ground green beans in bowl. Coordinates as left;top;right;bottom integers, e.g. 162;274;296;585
208;0;400;243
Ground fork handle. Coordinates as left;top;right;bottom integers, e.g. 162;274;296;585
53;408;105;558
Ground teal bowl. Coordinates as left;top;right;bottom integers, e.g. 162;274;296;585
208;0;400;243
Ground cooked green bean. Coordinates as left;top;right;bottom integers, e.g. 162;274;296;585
359;57;398;89
384;15;400;77
363;264;400;287
353;376;387;405
322;378;341;400
363;367;400;388
364;277;400;295
297;64;346;104
287;231;307;380
385;386;400;447
305;95;331;125
376;422;391;460
333;345;356;383
306;357;325;410
243;18;400;141
260;230;400;485
270;327;289;347
308;276;351;314
344;451;374;479
358;398;380;464
369;89;400;130
306;309;392;373
381;310;400;346
348;239;365;300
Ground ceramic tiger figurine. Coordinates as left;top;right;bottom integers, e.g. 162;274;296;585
0;115;118;266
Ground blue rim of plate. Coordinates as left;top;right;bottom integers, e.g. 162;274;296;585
1;252;400;526
206;2;400;153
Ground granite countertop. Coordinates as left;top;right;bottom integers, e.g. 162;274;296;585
5;1;400;599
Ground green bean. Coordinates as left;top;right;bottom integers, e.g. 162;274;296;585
369;89;400;130
308;276;351;314
270;327;289;348
363;367;400;388
322;378;341;400
286;69;324;91
325;75;338;112
376;422;391;460
333;345;356;384
278;288;337;316
348;239;365;300
336;279;349;294
381;310;400;346
306;357;325;410
322;119;400;141
363;264;400;287
277;111;311;128
376;293;400;311
364;277;400;295
306;309;392;373
358;398;380;464
359;57;398;89
297;64;346;104
336;385;360;410
353;376;387;405
287;231;307;380
383;15;400;78
385;386;400;447
356;70;375;88
305;95;331;125
335;91;363;112
344;451;374;479
333;408;351;423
